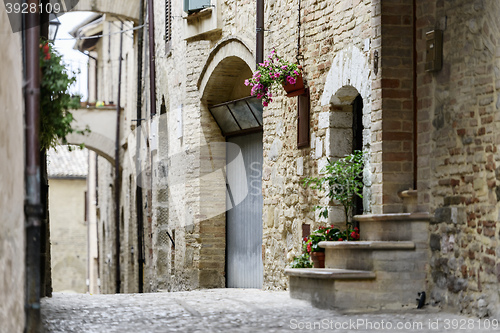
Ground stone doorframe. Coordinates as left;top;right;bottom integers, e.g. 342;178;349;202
320;45;373;216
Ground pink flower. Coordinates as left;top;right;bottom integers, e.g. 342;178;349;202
281;65;288;70
287;76;296;85
244;79;250;86
293;70;299;76
271;49;276;54
262;101;269;107
257;93;264;99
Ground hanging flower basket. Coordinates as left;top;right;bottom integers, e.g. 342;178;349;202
245;49;304;106
282;73;305;97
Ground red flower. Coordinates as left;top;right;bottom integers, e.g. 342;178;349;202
44;53;51;61
338;238;343;241
303;237;308;242
306;243;312;253
43;43;49;55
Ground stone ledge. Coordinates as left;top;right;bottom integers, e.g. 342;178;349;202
319;241;415;250
354;212;433;222
284;268;376;279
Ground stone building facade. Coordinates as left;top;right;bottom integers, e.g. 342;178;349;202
416;0;500;317
146;0;500;317
0;4;25;331
64;0;500;318
48;147;89;294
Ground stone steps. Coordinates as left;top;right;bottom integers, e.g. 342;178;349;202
285;213;432;312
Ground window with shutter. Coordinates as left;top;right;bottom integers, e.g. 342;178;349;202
184;0;211;13
165;0;172;53
297;89;310;149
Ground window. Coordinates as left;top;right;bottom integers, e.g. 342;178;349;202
184;0;211;13
165;0;172;53
297;89;310;149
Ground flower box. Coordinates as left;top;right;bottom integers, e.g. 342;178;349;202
282;73;305;97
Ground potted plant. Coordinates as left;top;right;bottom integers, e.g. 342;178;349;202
303;150;364;240
245;49;304;106
299;225;360;268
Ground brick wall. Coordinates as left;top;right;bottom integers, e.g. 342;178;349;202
417;0;500;317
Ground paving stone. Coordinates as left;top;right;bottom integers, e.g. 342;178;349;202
41;289;496;333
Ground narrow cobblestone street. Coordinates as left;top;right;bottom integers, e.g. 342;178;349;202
41;289;497;333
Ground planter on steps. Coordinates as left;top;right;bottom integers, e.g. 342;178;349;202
310;251;325;268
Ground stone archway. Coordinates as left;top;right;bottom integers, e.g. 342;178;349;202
320;46;372;214
65;107;124;165
198;36;255;102
73;0;140;22
196;37;264;288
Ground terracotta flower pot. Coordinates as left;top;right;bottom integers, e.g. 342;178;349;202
282;74;306;97
310;251;325;268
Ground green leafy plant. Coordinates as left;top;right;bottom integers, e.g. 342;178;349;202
39;40;88;150
290;253;313;268
303;151;364;240
245;49;302;106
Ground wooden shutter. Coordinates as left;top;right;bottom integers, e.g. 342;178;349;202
297;88;310;149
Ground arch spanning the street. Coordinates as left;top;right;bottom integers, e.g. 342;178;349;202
72;0;140;22
65;107;124;165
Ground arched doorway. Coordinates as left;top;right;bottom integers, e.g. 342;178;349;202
327;85;369;220
199;39;263;288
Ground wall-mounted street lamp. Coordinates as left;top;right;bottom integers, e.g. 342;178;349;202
48;15;61;41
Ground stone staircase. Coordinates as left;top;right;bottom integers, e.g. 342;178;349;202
285;212;431;312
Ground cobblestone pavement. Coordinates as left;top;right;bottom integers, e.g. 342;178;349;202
42;289;496;333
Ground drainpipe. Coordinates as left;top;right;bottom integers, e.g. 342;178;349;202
412;0;417;189
39;0;51;298
256;0;264;67
147;0;157;116
136;0;145;293
24;3;42;332
115;21;124;294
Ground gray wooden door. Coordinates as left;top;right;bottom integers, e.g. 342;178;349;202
226;132;263;288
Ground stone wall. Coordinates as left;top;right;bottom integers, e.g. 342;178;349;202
90;15;140;294
0;4;25;331
262;0;374;289
151;0;257;291
417;0;500;317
